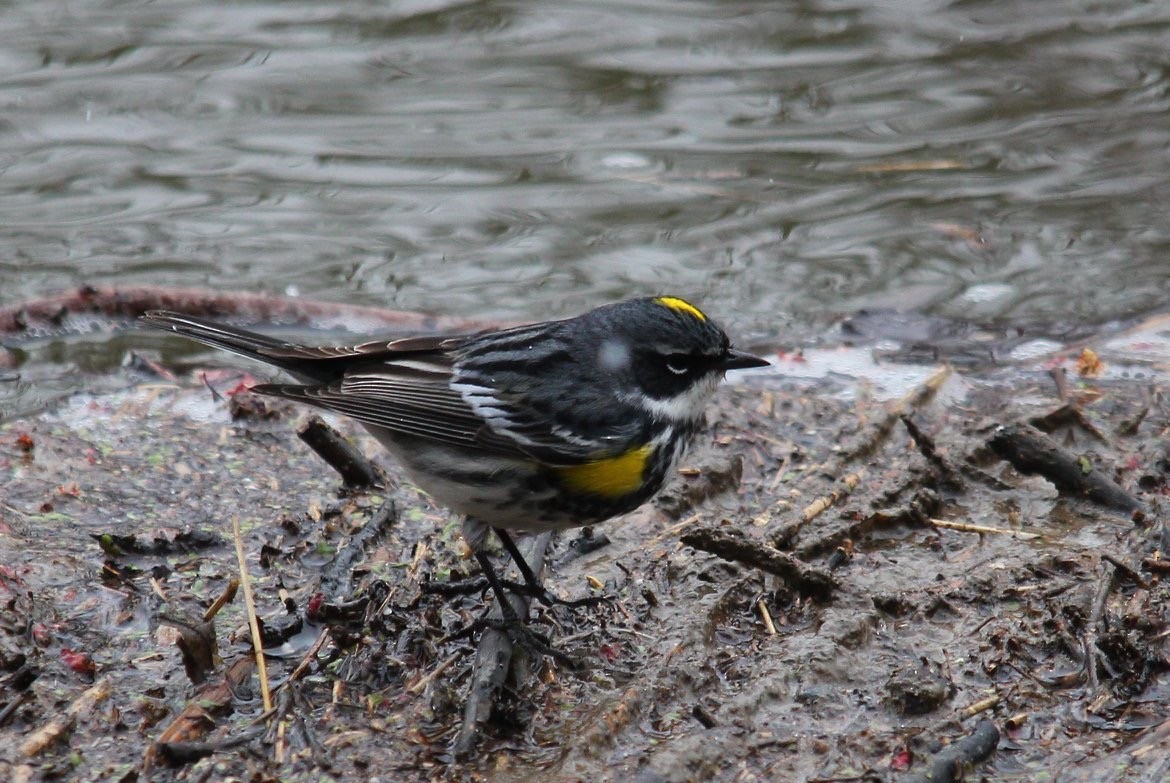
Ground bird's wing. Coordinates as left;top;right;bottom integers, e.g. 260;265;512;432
449;378;646;464
256;356;643;465
258;373;643;464
254;374;495;449
250;335;503;452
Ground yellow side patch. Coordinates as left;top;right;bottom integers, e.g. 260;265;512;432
556;445;652;498
655;296;707;322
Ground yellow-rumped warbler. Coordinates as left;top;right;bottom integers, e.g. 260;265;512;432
140;296;768;610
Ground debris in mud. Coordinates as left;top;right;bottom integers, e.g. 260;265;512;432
144;657;256;770
988;422;1143;513
884;658;955;716
226;388;284;420
162;615;218;685
18;677;113;758
680;524;837;598
907;719;1000;783
655;454;745;518
3;306;1170;782
297;414;387;491
91;528;224;557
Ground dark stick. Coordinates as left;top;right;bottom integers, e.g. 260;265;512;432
317;501;398;599
0;691;30;727
796;488;940;560
297;415;385;490
154;727;266;767
1084;561;1116;691
681;525;837;599
907;720;1000;783
901;414;964;489
1101;552;1150;590
988;423;1142;513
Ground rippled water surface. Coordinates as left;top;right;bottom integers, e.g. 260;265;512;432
3;0;1169;339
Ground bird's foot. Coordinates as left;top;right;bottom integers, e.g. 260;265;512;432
436;612;582;669
421;575;609;610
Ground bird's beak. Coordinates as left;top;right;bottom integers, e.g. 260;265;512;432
721;349;771;371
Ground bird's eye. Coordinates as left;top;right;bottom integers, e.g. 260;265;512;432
664;354;692;375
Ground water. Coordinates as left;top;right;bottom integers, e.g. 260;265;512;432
2;0;1169;344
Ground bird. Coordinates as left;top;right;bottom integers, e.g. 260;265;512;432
140;296;769;615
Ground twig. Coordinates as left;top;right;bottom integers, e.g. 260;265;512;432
759;366;949;538
649;512;702;545
0;500;31;519
838;365;952;464
297;415;385;489
233;516;273;712
1049;366;1070;402
290;683;328;766
681;526;837;599
0;690;30;727
203;579;239;621
757;599;777;635
153;727;266;767
1101;553;1151;590
1141;556;1170;575
801;471;864;524
929;518;1040;540
20;678;112;756
1029;403;1109;444
796;488;940;560
766;471;863;548
958;693;1000;720
269;687;292;762
278;626;332;692
407;652;462;696
1084;561;1117;691
318;501;398;599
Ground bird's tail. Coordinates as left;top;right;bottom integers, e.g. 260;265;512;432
139;310;315;378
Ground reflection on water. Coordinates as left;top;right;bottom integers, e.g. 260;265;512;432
2;0;1169;339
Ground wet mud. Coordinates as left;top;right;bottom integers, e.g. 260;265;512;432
2;314;1170;782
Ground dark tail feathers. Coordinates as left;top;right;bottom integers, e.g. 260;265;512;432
139;310;316;379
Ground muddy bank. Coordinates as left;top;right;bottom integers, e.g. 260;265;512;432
2;313;1169;782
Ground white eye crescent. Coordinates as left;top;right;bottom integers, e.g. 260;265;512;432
666;361;688;375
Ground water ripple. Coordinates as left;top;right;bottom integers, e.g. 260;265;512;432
1;0;1168;339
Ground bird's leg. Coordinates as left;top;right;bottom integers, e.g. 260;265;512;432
473;549;522;623
419;526;606;609
493;528;608;609
438;542;579;668
493;528;541;593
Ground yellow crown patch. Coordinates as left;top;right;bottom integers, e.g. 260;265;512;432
654;296;707;322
